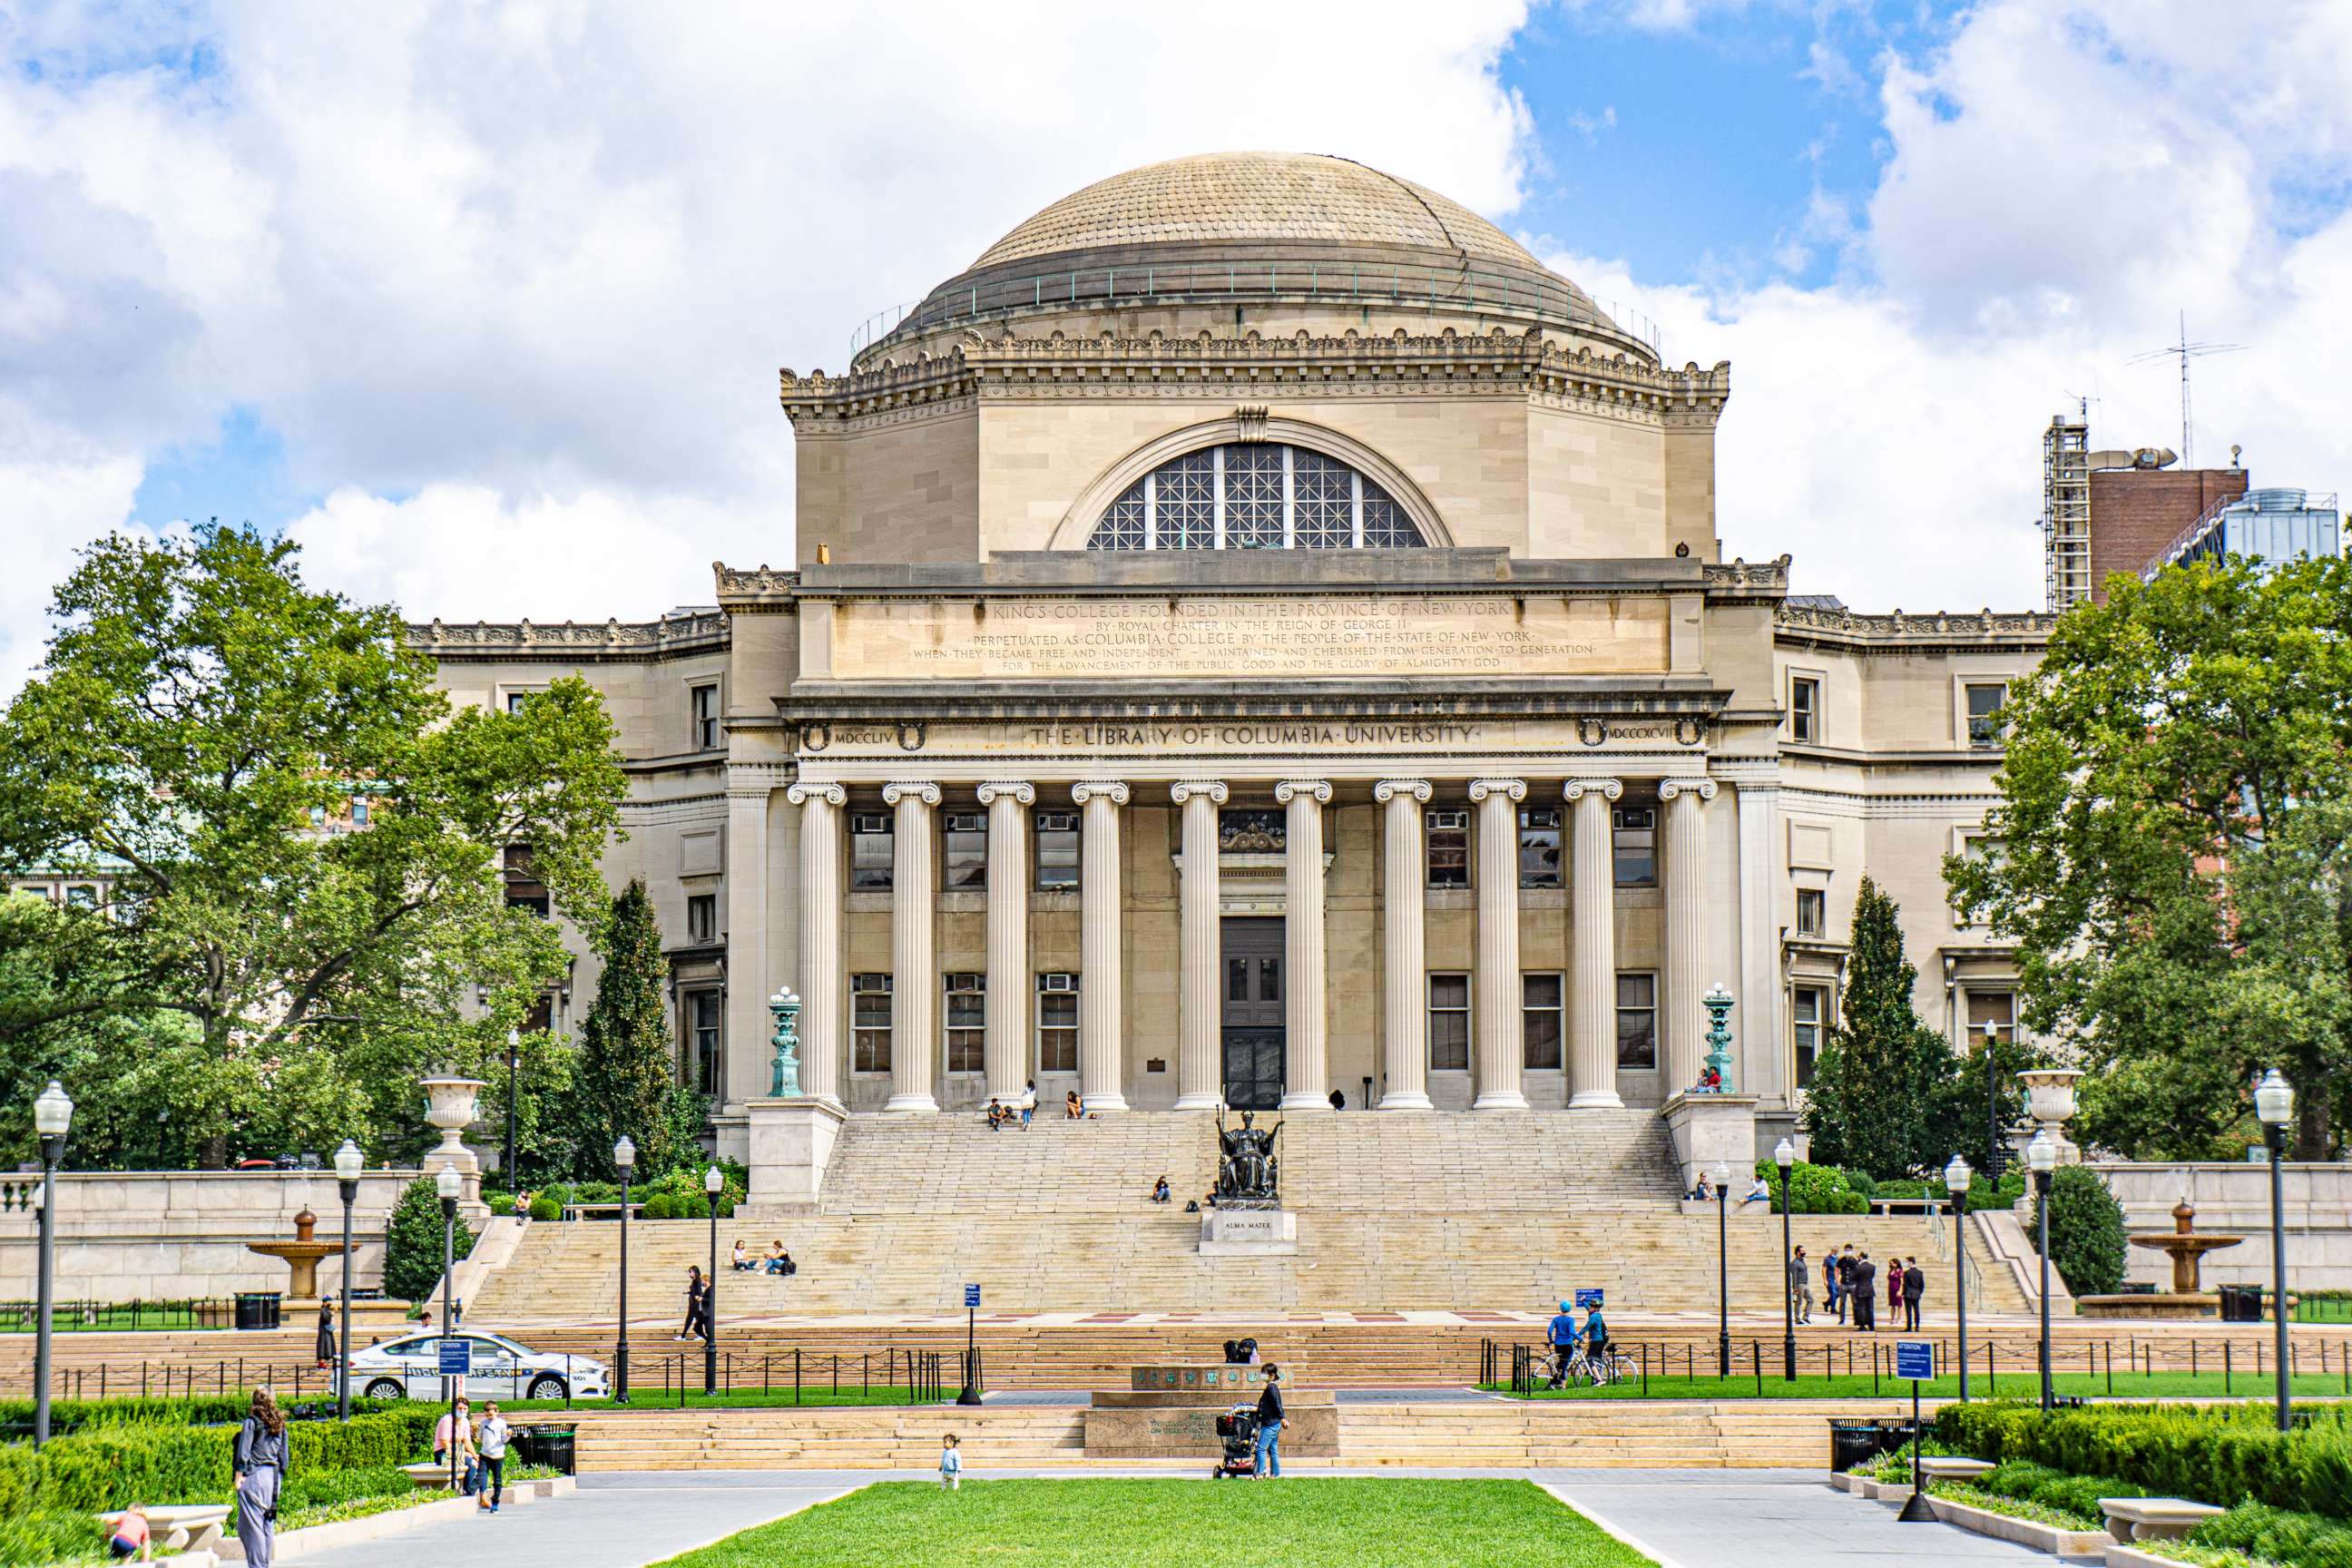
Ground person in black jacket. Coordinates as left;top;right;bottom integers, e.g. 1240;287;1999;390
1849;1252;1877;1331
1252;1364;1286;1478
1902;1257;1926;1330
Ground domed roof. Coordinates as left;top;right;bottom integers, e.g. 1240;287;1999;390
971;152;1544;272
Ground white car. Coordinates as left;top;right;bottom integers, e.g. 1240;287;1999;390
348;1329;610;1402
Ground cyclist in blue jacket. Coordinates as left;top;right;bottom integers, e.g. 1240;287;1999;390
1545;1300;1580;1387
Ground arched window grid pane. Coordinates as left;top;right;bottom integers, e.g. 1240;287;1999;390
1085;443;1426;552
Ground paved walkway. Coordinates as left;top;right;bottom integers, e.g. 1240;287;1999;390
300;1467;2053;1568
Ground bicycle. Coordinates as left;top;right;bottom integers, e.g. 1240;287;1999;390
1565;1346;1635;1387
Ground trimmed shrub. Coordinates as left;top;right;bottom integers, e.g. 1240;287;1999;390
2029;1165;2129;1297
0;1506;107;1567
382;1176;477;1302
528;1194;562;1221
2190;1502;2352;1568
1934;1401;2352;1522
1752;1159;1871;1214
5;1408;433;1515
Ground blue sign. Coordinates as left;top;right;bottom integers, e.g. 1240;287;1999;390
1895;1341;1935;1381
436;1338;473;1377
1573;1289;1604;1310
964;1284;981;1309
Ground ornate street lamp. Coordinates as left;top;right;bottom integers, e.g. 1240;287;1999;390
333;1139;364;1420
436;1164;463;1488
31;1080;73;1448
769;988;803;1096
1774;1137;1797;1381
613;1136;635;1404
1712;1159;1732;1377
1945;1154;1973;1402
703;1166;723;1396
505;1027;522;1192
2256;1069;2295;1432
2027;1129;2057;1411
1701;984;1736;1091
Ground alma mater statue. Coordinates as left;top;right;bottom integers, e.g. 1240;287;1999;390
1215;1109;1282;1207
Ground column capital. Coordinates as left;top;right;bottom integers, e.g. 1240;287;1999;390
975;781;1035;806
1563;778;1623;802
1657;777;1719;802
1071;780;1130;807
1373;778;1433;804
785;781;846;807
1170;780;1230;806
881;780;941;807
1275;779;1332;804
1467;778;1525;803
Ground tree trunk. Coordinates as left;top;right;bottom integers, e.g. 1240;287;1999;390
2296;1082;2333;1161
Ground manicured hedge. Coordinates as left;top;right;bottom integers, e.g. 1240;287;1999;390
1935;1400;2352;1521
0;1395;404;1436
2190;1501;2352;1568
0;1406;439;1516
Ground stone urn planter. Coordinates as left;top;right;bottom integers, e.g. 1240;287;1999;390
418;1075;486;1197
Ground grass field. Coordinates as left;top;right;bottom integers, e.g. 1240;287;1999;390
1488;1370;2352;1400
651;1478;1655;1568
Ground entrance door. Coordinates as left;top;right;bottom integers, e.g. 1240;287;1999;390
1220;916;1285;1110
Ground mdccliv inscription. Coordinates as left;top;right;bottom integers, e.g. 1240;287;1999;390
823;593;1668;681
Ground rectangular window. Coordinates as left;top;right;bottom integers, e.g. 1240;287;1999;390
945;972;985;1073
1426;809;1469;888
1612;807;1657;887
1037;973;1079;1073
851;974;892;1073
350;799;370;827
64;885;99;909
1796;887;1825;937
686;893;718;946
1518;808;1563;889
1522;973;1563;1071
1428;973;1471;1071
1035;811;1080;890
503;845;550;916
943;812;987;890
1615;972;1658;1069
1966;683;2008;749
688;990;722;1096
506;691;531;715
850;813;894;890
691;683;720;751
1792;984;1828;1088
1790;675;1820;743
1966;989;2016;1044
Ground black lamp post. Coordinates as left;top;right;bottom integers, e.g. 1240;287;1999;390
1712;1159;1732;1377
436;1164;462;1489
703;1166;722;1396
2026;1129;2056;1411
504;1027;521;1194
1984;1020;2003;1179
31;1079;73;1449
2256;1068;2295;1432
333;1139;363;1420
1945;1153;1973;1402
1774;1137;1797;1381
613;1136;634;1404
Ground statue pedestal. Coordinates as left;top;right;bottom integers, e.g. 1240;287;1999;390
1199;1208;1297;1256
1661;1091;1760;1195
740;1098;848;1217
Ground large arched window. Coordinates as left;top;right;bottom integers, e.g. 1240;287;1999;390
1086;443;1427;551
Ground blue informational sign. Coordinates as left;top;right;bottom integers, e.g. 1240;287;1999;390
1574;1289;1604;1310
436;1338;472;1377
964;1284;982;1309
1895;1340;1935;1381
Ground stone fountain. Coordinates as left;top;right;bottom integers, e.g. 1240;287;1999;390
2076;1198;2244;1319
246;1205;338;1303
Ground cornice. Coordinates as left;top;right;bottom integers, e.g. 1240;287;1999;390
1774;602;2056;651
405;612;729;662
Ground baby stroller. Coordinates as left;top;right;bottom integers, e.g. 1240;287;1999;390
1210;1405;1260;1478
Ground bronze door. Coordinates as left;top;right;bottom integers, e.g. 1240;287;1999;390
1220;916;1285;1110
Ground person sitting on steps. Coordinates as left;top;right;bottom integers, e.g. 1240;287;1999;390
1151;1176;1171;1203
1065;1091;1085;1119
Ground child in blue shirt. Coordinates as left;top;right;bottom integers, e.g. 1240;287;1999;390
939;1433;962;1490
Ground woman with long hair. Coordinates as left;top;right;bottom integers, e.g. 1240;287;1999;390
233;1387;289;1568
678;1265;708;1342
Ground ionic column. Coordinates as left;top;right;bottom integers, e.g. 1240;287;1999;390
881;781;941;1113
1374;779;1434;1111
785;782;846;1105
1073;782;1131;1112
1659;778;1718;1093
1171;781;1229;1112
1276;779;1331;1110
1566;778;1625;1109
976;782;1034;1104
1469;779;1528;1111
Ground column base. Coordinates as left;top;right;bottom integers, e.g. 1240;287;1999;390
1471;1091;1529;1111
1279;1092;1332;1111
1171;1093;1224;1112
1079;1093;1131;1113
1567;1089;1626;1110
881;1093;940;1114
1377;1092;1434;1112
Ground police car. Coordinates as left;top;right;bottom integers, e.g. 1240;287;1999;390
346;1329;609;1402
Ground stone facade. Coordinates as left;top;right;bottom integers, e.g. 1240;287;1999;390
407;152;2051;1162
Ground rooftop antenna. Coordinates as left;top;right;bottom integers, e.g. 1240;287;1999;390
2128;311;2243;467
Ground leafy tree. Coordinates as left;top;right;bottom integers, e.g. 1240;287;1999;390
0;524;626;1165
380;1175;477;1305
562;881;691;1178
2028;1164;2128;1297
1945;556;2352;1158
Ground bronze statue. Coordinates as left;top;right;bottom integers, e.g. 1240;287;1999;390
1215;1109;1282;1207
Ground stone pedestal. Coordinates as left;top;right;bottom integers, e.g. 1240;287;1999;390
1200;1208;1298;1256
741;1098;848;1215
1661;1090;1759;1195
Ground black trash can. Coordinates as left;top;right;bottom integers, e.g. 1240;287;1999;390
234;1292;283;1331
1828;1418;1889;1472
519;1425;577;1476
2242;1284;2267;1323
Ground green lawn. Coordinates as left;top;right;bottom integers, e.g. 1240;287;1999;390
1487;1371;2352;1401
652;1478;1654;1568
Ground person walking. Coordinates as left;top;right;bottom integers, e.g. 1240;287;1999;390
475;1402;511;1512
1822;1248;1843;1324
1837;1246;1858;1325
1902;1257;1926;1331
1850;1252;1877;1332
1253;1364;1286;1477
939;1433;963;1491
1545;1299;1580;1388
232;1388;289;1568
679;1266;708;1342
1788;1245;1813;1325
313;1300;337;1369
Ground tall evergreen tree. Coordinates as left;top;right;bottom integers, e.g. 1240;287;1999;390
564;880;681;1177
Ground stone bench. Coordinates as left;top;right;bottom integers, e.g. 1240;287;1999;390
1916;1457;1995;1484
98;1504;230;1554
2101;1497;2227;1543
401;1460;467;1488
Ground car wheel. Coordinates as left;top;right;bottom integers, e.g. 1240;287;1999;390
527;1375;568;1400
364;1378;406;1400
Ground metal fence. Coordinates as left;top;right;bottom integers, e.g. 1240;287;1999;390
0;1298;233;1333
647;1348;947;1406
